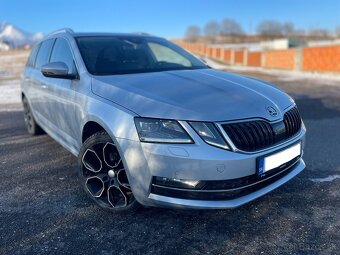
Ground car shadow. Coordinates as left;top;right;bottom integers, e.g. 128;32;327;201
294;97;340;120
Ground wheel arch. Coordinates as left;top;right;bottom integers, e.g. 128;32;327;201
81;118;123;148
21;92;26;101
82;121;107;143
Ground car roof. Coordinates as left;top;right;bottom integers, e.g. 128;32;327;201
45;28;161;39
73;32;158;38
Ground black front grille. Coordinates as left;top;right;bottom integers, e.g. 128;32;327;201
283;106;302;138
221;107;302;152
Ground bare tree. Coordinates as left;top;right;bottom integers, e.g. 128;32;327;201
282;22;295;36
204;21;220;36
221;18;244;36
185;25;201;42
291;29;305;37
308;28;330;37
257;20;283;37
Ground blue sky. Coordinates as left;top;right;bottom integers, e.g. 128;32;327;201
1;0;339;37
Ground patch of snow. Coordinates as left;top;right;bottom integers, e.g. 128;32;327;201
0;52;29;78
0;79;22;111
309;175;340;183
0;52;29;60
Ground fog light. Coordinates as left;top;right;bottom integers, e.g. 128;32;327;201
154;177;204;189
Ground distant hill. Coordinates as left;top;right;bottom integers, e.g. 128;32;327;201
0;22;43;49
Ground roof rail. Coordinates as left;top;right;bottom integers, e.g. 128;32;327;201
48;28;74;36
133;32;152;36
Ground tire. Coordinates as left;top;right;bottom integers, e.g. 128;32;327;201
22;96;44;135
78;131;140;212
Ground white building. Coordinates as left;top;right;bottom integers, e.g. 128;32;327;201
0;41;10;51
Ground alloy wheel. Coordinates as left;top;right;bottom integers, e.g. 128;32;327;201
23;99;34;133
80;141;135;209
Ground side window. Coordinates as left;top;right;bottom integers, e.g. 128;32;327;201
148;42;191;67
35;39;54;69
50;38;76;74
27;43;41;67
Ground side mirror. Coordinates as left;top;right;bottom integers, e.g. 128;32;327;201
41;62;76;79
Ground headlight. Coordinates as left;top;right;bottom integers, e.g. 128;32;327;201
189;122;230;150
134;118;193;143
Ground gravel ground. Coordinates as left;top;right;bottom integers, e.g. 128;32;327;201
0;55;339;254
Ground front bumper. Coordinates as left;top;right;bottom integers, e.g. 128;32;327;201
148;159;305;209
116;124;306;209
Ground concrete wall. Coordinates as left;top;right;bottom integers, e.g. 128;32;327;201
177;41;340;74
234;50;244;65
303;45;340;72
264;49;296;70
247;52;262;67
223;49;232;63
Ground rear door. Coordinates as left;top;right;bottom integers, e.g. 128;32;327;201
28;39;55;121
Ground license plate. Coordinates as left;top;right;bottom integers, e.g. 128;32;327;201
258;142;301;176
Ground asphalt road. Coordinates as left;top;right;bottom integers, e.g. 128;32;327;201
0;72;339;255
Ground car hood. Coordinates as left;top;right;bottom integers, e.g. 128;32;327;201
91;68;293;122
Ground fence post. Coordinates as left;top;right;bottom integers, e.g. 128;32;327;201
261;50;266;67
222;49;227;63
295;48;303;71
231;49;235;65
243;49;248;66
220;48;224;62
212;47;216;59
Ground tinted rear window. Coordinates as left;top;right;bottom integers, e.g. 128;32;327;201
76;36;207;75
35;39;55;69
27;43;41;67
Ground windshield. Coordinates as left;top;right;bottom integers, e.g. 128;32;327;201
75;36;207;75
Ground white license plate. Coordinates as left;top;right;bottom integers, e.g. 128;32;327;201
258;142;301;175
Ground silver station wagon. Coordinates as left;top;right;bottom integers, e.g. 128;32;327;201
21;28;306;212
